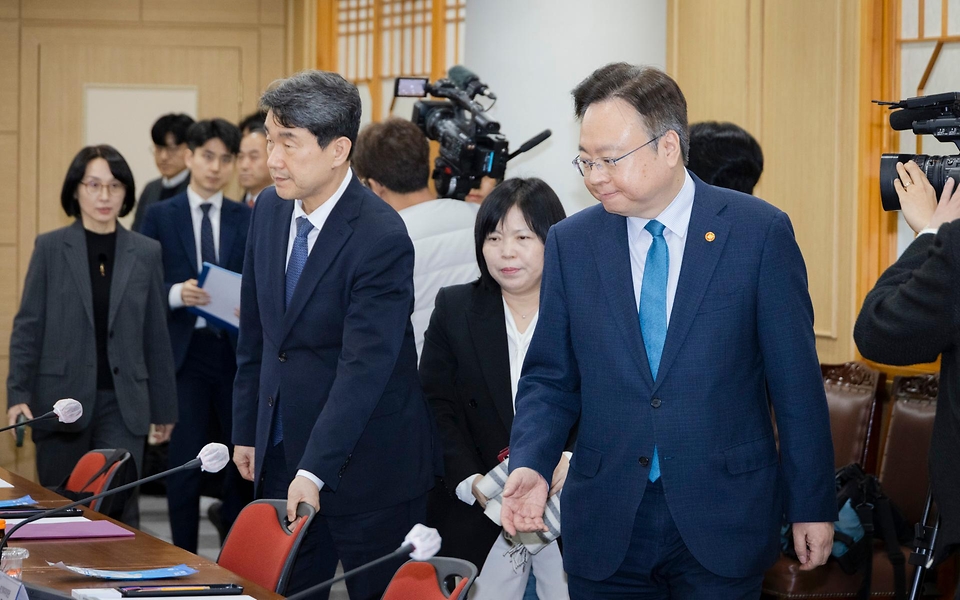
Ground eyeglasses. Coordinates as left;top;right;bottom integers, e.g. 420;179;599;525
572;135;662;177
196;150;236;167
151;144;183;157
80;180;126;197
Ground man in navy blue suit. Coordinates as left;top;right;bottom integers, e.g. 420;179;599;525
501;63;837;598
232;71;436;600
141;118;253;553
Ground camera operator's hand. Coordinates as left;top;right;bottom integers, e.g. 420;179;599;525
927;177;960;231
895;161;938;233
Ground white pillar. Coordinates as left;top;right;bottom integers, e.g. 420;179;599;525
464;0;667;214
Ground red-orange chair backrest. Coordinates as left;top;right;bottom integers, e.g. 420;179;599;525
382;561;471;600
64;450;129;511
217;500;314;594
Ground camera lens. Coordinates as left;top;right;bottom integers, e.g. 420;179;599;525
879;153;960;211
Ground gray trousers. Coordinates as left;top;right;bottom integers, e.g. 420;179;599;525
34;390;145;527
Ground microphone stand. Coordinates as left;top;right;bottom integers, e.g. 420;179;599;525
284;543;413;600
0;412;59;433
0;457;203;551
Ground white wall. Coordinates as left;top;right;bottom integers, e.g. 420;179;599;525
464;0;667;214
84;85;198;228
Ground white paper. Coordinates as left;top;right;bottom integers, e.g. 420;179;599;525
73;592;256;600
0;572;28;600
5;517;88;526
0;480;13;489
195;263;241;330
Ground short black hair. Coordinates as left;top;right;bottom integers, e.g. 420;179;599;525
238;111;266;135
353;119;429;193
687;121;764;194
185;118;242;154
475;178;566;288
259;70;362;156
150;113;195;147
572;63;689;162
61;145;136;218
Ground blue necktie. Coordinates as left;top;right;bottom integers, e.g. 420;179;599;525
199;204;217;265
639;219;668;482
272;216;315;446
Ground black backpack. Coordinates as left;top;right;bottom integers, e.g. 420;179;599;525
782;463;912;600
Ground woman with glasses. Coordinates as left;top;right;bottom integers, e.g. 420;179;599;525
420;178;570;599
7;145;177;525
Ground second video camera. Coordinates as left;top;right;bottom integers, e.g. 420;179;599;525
878;92;960;211
395;66;549;200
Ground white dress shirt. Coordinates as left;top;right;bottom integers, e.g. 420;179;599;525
625;169;696;321
168;188;224;329
161;168;190;189
290;168;353;493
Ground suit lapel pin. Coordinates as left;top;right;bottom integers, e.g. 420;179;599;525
705;231;716;242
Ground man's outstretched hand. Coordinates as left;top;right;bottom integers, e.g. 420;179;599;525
501;467;549;536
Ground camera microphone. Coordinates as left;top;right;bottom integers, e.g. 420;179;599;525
889;106;948;131
448;65;497;100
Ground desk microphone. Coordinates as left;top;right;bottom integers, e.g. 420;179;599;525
0;442;229;550
0;399;83;433
284;524;442;600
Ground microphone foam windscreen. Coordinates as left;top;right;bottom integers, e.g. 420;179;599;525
52;398;83;424
404;524;442;560
198;443;230;472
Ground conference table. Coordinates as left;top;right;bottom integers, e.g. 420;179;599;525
0;467;281;600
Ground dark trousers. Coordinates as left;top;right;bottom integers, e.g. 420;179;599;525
35;390;145;527
261;440;427;600
167;329;252;553
567;479;763;599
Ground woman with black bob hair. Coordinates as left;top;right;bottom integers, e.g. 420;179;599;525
421;177;570;599
7;145;177;526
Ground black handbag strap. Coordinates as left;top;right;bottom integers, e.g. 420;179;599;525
855;502;875;600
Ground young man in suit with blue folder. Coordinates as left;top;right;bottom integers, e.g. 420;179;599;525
500;63;837;598
141;118;253;553
232;71;437;600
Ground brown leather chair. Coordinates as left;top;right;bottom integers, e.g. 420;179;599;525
762;373;941;598
821;362;886;474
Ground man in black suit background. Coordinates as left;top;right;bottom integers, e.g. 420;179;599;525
132;114;195;232
141;118;253;553
232;71;437;600
855;161;960;593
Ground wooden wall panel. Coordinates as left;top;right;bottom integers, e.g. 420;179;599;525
669;0;755;129
0;0;17;20
668;0;862;363
142;0;259;25
0;134;17;245
260;0;286;25
0;245;17;356
259;26;286;96
0;21;17;131
21;0;140;22
33;41;244;234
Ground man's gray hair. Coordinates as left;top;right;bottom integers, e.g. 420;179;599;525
259;70;362;154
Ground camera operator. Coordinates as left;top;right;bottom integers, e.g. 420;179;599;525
854;161;960;581
353;118;479;358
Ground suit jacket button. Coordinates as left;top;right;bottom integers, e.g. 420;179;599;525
268;396;274;407
109;330;114;339
651;398;662;408
639;456;650;467
113;367;120;375
468;399;478;408
278;352;287;362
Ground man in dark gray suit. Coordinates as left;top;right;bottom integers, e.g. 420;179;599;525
131;114;195;232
